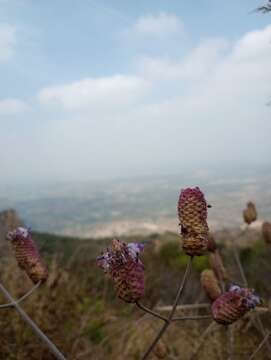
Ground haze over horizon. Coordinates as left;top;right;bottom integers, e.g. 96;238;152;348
0;0;271;185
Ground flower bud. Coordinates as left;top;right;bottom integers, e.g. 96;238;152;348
212;285;260;325
178;187;209;256
153;340;168;359
97;239;144;303
262;221;271;244
209;250;228;283
201;269;221;301
243;202;257;225
6;227;48;283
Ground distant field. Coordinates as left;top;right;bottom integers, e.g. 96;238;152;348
1;167;271;237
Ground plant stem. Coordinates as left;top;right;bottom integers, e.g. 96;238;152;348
233;243;271;359
0;281;41;309
135;302;168;322
249;329;271;360
140;257;193;360
189;321;217;360
0;283;66;360
172;315;212;321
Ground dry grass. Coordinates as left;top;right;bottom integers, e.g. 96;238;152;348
0;229;271;359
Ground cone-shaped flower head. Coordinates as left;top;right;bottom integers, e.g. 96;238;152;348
211;284;260;325
243;202;257;225
97;239;144;303
6;227;48;283
262;221;271;244
177;187;209;256
201;269;221;301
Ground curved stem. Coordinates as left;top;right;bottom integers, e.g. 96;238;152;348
140;257;193;360
0;283;66;360
135;302;168;322
0;281;41;309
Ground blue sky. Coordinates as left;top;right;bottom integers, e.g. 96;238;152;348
0;0;271;184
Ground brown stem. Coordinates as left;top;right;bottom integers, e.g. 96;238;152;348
249;329;271;360
135;302;168;322
189;321;217;360
0;283;66;360
156;303;210;312
140;256;193;360
233;242;271;359
227;325;234;360
172;315;212;321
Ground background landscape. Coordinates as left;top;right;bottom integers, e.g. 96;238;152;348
1;165;271;238
1;0;271;359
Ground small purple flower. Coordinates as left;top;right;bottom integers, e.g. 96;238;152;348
97;239;145;303
6;227;48;284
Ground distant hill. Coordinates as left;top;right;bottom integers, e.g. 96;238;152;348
0;167;271;237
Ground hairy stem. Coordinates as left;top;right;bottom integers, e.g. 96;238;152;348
135;301;168;322
140;257;193;360
0;283;66;360
0;281;41;309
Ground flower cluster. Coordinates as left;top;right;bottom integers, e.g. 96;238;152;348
211;284;260;325
97;239;145;303
177;187;209;256
6;227;48;283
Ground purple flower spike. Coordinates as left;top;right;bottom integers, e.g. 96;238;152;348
6;227;48;284
97;239;145;303
212;284;260;325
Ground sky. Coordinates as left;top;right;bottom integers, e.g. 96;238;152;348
0;0;271;184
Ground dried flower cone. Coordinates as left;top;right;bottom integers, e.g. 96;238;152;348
207;232;217;252
201;269;221;301
243;202;257;225
209;250;228;283
97;239;145;303
212;285;260;325
113;260;145;303
6;227;48;283
178;187;209;256
182;233;207;256
262;221;271;244
153;340;168;359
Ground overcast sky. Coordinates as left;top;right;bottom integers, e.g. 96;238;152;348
0;0;270;184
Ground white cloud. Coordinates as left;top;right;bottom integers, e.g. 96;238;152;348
4;25;271;183
139;38;229;82
38;75;150;111
0;98;29;115
0;23;16;62
130;12;184;37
